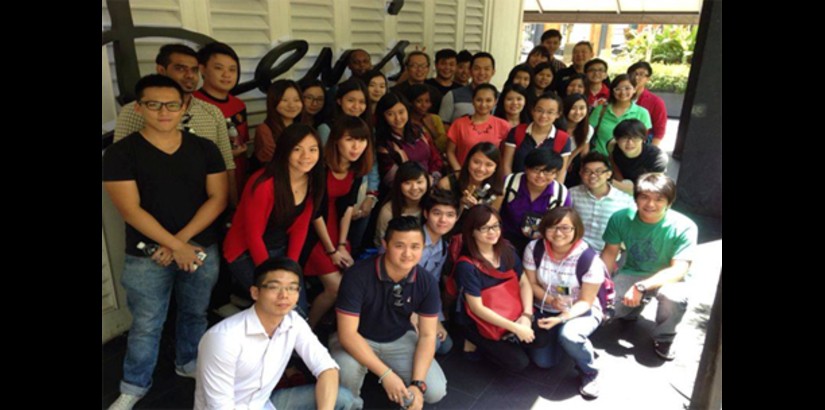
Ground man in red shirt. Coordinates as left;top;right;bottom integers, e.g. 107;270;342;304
628;61;668;146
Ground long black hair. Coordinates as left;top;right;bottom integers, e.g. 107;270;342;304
253;123;326;226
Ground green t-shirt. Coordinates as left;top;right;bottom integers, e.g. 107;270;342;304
589;102;652;157
602;208;697;277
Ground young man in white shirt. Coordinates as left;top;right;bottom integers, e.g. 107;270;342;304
195;257;354;410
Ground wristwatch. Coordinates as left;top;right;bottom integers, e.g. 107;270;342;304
634;283;647;293
410;380;428;394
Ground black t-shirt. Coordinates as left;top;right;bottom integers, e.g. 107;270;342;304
264;194;323;253
103;131;226;256
612;144;668;183
425;78;462;100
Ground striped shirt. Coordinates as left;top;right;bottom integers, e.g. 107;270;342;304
569;184;636;252
438;85;475;124
113;98;235;170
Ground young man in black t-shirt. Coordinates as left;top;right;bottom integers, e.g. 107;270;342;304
103;74;228;410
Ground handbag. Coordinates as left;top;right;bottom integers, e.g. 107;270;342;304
457;256;523;340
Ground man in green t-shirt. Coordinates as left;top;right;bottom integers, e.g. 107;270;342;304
601;173;697;361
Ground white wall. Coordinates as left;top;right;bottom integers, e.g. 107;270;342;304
102;0;529;128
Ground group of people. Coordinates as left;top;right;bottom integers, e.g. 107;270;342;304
103;29;697;410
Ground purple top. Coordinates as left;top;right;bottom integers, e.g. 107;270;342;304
501;174;572;254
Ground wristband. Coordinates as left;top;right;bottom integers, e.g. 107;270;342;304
378;368;392;384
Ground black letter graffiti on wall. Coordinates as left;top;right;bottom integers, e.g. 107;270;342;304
103;0;410;104
102;0;216;105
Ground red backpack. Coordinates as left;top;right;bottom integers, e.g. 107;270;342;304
506;123;571;155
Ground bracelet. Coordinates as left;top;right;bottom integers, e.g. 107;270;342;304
326;249;337;255
520;312;533;320
378;368;392;384
338;243;347;248
559;315;568;324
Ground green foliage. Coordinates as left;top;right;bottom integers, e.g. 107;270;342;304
622;25;697;65
607;62;691;94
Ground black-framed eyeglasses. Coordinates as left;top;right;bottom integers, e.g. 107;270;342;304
476;223;502;234
139;100;184;112
303;95;324;103
258;283;301;294
581;168;610;177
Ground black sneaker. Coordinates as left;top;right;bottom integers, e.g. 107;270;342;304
654;341;676;361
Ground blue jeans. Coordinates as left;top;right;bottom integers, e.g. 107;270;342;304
227;249;310;319
436;332;454;355
270;384;355;410
528;308;602;376
119;244;220;396
329;331;448;409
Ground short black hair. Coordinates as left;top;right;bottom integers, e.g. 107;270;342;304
422;188;459;213
405;50;431;67
524;147;563;172
155;44;197;67
580;151;613;181
253;257;303;286
435;48;458;63
584;58;608;73
135;74;184;101
541;29;562;42
613;118;648;140
456;50;473;64
384;215;425;242
197;41;240;68
628;61;653;77
471;51;496;69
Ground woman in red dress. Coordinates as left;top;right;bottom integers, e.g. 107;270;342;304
304;115;374;328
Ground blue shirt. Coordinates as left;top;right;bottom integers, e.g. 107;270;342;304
336;255;442;343
418;228;448;321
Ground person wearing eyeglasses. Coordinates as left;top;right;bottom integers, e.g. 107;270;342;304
601;173;697;362
627;61;668;146
584;59;610;110
607;119;668;195
500;149;571;256
391;51;444;115
553;41;593;94
522;207;608;399
501;92;571;180
195;257;354;410
331;216;447;410
104;75;228;410
569;152;636;253
113;44;237;207
452;204;535;372
589;74;652;157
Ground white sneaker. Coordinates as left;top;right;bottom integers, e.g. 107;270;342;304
108;393;141;410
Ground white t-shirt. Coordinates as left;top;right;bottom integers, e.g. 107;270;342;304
522;239;605;313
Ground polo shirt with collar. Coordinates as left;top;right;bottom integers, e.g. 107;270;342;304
336;255;441;343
